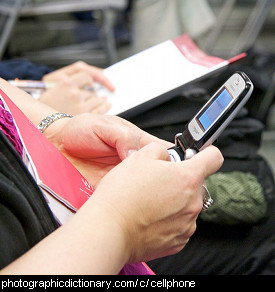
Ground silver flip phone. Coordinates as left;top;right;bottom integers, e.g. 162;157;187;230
168;72;254;162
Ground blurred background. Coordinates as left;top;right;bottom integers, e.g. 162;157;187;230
0;0;274;173
1;1;274;65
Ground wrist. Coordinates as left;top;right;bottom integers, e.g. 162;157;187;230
36;113;72;148
37;113;73;134
74;197;131;274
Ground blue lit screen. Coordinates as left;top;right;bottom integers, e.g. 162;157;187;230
198;88;232;131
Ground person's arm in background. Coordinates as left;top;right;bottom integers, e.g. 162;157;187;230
42;61;115;92
40;61;115;115
39;72;112;115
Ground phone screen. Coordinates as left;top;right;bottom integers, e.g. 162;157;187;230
197;88;233;131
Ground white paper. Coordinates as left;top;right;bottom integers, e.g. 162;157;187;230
96;40;227;116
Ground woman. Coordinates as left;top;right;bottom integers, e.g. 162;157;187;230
0;78;223;274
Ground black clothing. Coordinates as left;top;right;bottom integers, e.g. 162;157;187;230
148;205;275;275
0;131;58;269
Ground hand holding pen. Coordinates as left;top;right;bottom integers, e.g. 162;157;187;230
42;61;115;92
9;61;115;115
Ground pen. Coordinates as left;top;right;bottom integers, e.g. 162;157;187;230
8;79;96;91
9;79;55;89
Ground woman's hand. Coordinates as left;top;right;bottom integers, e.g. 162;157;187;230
47;113;171;187
84;142;224;264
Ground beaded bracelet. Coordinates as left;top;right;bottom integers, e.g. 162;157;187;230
37;113;73;133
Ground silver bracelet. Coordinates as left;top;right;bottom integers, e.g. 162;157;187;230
37;113;73;133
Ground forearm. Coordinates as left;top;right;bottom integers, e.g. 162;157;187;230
0;78;57;124
0;78;71;142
